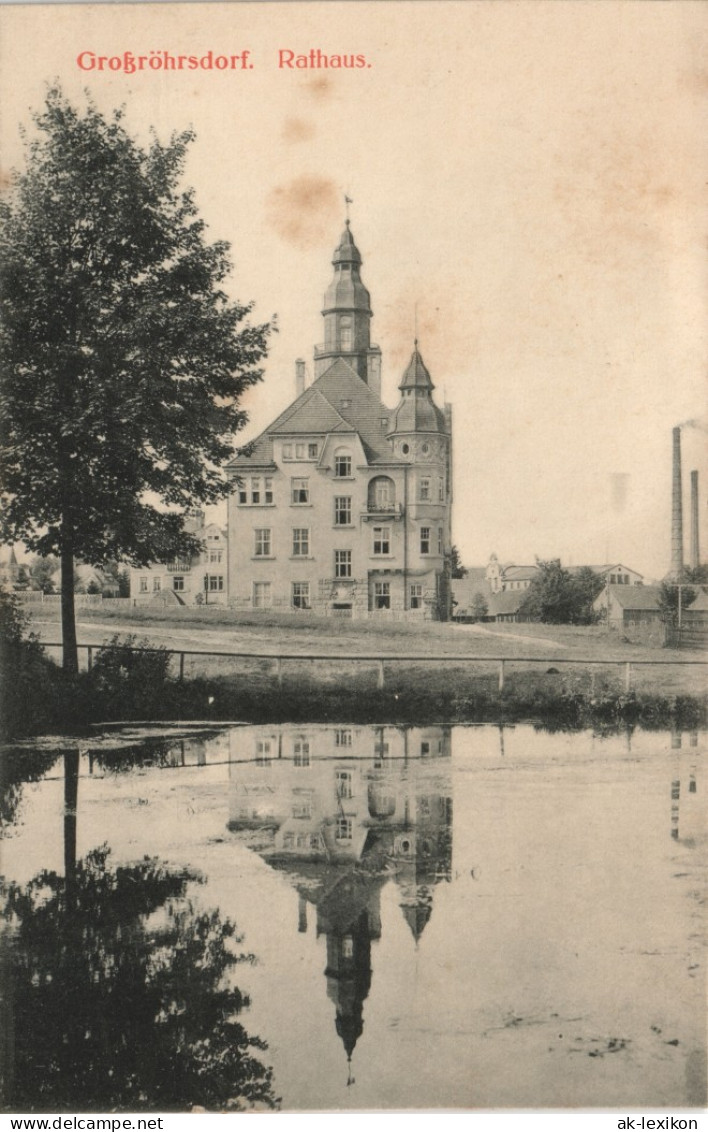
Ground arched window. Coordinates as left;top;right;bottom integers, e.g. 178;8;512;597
333;448;353;478
368;475;395;511
340;317;352;351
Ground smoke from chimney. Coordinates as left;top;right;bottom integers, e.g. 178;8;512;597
690;470;700;570
671;426;684;577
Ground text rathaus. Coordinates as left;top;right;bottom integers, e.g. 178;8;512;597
227;221;453;619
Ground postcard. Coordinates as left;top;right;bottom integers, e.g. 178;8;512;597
0;0;706;1120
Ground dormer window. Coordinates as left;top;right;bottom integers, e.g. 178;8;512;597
334;452;352;477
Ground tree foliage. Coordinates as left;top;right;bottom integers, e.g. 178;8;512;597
519;560;604;624
0;87;271;669
657;580;697;626
2;846;279;1112
447;545;468;579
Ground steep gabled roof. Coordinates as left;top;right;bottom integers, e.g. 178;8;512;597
229;357;394;469
269;388;352;436
314;359;393;463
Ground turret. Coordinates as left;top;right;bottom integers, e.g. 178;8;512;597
314;221;382;391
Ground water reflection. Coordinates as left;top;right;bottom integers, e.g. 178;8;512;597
1;723;705;1111
227;725;452;1072
1;745;277;1114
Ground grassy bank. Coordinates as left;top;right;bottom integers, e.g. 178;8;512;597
3;644;706;739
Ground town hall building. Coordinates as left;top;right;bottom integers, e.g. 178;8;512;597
227;221;453;619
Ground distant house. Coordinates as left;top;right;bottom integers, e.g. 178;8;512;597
485;555;539;595
130;512;228;606
0;546;20;590
594;584;662;632
570;563;643;587
451;571;530;623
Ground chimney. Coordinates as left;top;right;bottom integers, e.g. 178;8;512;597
690;470;700;569
295;358;306;397
671;426;684;577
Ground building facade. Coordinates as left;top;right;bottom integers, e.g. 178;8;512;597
130;511;228;606
227;222;453;619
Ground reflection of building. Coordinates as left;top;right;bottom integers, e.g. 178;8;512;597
227;724;453;1071
669;731;703;847
227;223;453;619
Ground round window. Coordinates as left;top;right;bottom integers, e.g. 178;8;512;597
401;443;410;455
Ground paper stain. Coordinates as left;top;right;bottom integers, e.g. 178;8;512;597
281;117;316;144
266;175;340;248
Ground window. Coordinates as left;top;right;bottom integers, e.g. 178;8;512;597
374;582;391;609
238;484;247;504
334;496;352;525
336;817;353;842
294;739;310;767
335;730;352;748
209;550;223;563
253;582;271;608
291;478;309;504
308;443;318;459
264;477;273;504
368;476;395;511
282;444;293;460
410;583;423;609
342;936;354;958
256;739;271;767
173;576;185;592
254;529;271;556
292;582;310;609
292;801;312;819
340;317;352;350
295;443;306;459
207;575;224;591
421;741;431;757
438;527;444;555
292;528;309;557
334;454;352;478
373;526;391;555
335;550;352;578
420;527;431;554
438;477;445;501
419;477;431;501
251;477;261;504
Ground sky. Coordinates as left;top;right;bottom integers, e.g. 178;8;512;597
1;0;706;580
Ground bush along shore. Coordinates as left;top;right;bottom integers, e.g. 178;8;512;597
1;608;706;740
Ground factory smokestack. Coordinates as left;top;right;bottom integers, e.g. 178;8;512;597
690;470;700;570
671;426;684;577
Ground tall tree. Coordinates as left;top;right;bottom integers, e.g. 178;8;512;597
519;559;603;625
0;88;271;672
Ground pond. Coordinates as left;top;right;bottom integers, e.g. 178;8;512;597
1;723;705;1112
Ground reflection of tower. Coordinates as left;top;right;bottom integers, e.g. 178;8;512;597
226;724;454;1077
316;872;383;1080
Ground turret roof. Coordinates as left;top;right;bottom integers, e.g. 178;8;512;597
399;343;434;391
332;220;362;267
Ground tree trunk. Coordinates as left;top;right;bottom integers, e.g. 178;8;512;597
63;748;79;914
61;534;78;674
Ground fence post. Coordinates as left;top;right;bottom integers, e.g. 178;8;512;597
87;646;93;672
624;661;632;693
498;660;505;694
377;660;385;690
179;652;185;682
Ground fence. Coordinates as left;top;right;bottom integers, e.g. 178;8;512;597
41;641;708;695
